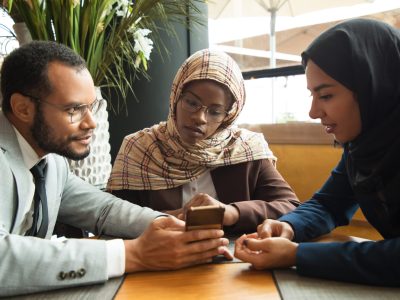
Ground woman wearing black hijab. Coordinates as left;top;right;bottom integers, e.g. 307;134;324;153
234;18;400;286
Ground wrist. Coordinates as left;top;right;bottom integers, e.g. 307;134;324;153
224;204;240;226
287;242;298;266
123;239;145;273
282;221;296;240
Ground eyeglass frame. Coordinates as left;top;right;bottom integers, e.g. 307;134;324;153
20;92;105;124
178;93;230;124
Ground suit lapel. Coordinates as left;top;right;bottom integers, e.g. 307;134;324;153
0;112;33;233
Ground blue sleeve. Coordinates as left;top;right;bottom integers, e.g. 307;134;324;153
279;152;358;241
280;152;400;286
297;238;400;286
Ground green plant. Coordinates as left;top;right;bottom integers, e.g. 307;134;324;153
6;0;205;113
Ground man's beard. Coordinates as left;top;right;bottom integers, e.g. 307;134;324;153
31;106;90;161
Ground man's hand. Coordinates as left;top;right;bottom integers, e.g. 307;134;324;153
182;193;239;226
124;216;230;272
234;233;298;270
164;208;183;218
257;219;295;240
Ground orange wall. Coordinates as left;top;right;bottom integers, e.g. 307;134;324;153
270;144;365;221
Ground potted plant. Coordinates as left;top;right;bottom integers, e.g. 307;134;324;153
3;0;205;188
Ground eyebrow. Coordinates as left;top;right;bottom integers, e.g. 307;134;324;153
183;90;225;107
185;90;202;101
64;98;98;108
311;83;335;93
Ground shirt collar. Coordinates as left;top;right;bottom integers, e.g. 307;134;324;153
13;126;47;169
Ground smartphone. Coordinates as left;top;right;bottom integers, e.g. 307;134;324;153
185;205;225;231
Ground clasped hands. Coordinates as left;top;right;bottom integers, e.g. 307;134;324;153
234;219;298;270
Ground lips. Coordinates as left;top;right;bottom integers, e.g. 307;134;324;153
74;134;93;145
322;123;335;134
185;126;204;135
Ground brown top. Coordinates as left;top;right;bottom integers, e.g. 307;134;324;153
112;159;300;234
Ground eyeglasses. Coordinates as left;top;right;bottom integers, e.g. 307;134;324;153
179;96;228;123
22;93;105;124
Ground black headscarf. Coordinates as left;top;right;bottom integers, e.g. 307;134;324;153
302;18;400;194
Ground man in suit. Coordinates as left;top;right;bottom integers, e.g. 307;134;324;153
0;41;230;297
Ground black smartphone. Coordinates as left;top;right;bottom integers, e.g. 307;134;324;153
185;205;225;231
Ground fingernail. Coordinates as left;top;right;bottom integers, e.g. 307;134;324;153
218;246;225;254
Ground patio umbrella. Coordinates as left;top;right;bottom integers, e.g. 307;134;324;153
209;0;400;67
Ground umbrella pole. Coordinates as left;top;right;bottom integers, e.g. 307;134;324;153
269;8;277;122
269;8;277;68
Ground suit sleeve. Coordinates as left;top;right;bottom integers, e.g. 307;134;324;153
0;233;109;296
0;156;163;297
57;160;162;238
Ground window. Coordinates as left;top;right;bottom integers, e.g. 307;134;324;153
238;69;314;124
208;1;400;124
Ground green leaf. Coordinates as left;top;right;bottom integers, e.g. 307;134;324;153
8;0;206;113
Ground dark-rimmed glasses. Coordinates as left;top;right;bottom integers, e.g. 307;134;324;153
22;93;105;124
179;96;228;123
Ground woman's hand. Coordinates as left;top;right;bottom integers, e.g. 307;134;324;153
183;193;240;226
257;219;295;240
234;233;298;270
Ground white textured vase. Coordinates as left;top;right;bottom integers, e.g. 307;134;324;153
68;87;112;189
3;23;32;108
13;22;32;45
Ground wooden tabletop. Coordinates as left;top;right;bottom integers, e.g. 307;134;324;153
115;262;280;300
115;233;367;300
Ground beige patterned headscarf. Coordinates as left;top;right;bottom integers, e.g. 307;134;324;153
107;49;276;191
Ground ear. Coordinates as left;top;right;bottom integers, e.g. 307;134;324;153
9;93;36;123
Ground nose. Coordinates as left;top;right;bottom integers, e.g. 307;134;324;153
191;107;208;124
80;109;97;130
308;97;324;120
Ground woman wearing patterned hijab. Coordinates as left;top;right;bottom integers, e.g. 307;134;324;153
108;49;299;234
235;19;400;286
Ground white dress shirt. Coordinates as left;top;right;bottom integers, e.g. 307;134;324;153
182;170;218;205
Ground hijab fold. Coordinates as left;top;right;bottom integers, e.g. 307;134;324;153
302;19;400;193
108;49;275;191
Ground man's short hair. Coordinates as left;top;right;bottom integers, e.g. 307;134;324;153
1;41;87;112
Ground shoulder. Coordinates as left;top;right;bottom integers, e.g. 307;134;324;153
48;153;69;169
120;122;167;150
231;126;267;142
45;154;71;186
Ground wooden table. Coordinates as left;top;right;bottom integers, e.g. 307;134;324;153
115;234;366;300
115;263;280;300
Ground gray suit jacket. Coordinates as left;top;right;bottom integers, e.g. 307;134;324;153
0;111;162;297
